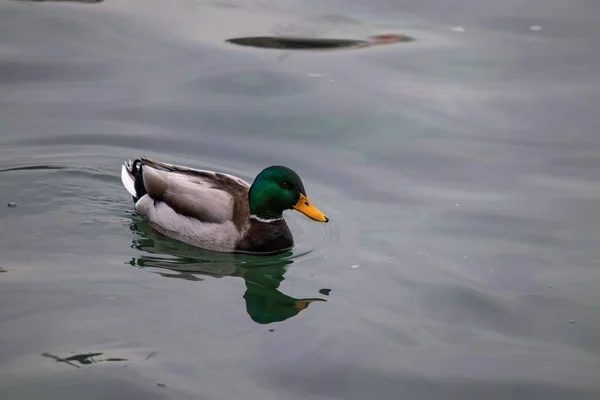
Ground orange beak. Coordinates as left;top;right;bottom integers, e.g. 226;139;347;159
293;193;329;222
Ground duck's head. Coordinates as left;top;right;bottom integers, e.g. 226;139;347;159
249;166;329;223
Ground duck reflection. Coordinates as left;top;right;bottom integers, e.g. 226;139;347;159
127;219;326;324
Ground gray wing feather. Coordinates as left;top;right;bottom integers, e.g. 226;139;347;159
142;164;237;223
141;157;251;189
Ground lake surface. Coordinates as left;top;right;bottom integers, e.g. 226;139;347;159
1;0;599;399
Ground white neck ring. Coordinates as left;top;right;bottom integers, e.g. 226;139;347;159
249;214;283;223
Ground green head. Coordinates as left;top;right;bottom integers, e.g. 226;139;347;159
248;166;328;222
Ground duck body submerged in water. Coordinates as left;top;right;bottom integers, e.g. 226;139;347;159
121;157;328;254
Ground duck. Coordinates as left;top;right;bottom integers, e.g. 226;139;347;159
121;157;329;254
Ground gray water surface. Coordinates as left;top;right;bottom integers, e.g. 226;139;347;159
1;0;599;399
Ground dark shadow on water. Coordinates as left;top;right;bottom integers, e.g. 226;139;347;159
227;37;369;51
14;0;103;3
0;165;68;173
41;352;128;369
226;34;414;51
127;219;326;325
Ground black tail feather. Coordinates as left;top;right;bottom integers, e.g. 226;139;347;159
131;159;147;201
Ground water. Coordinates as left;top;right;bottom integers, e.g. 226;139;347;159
1;0;599;399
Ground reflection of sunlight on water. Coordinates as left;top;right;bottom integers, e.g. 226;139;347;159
127;217;327;324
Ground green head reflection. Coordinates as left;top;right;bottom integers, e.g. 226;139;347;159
241;266;325;324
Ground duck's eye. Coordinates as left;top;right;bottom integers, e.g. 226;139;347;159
280;181;291;189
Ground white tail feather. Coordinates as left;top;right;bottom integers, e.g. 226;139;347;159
121;162;137;197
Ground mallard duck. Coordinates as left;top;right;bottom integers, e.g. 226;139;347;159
121;157;328;253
